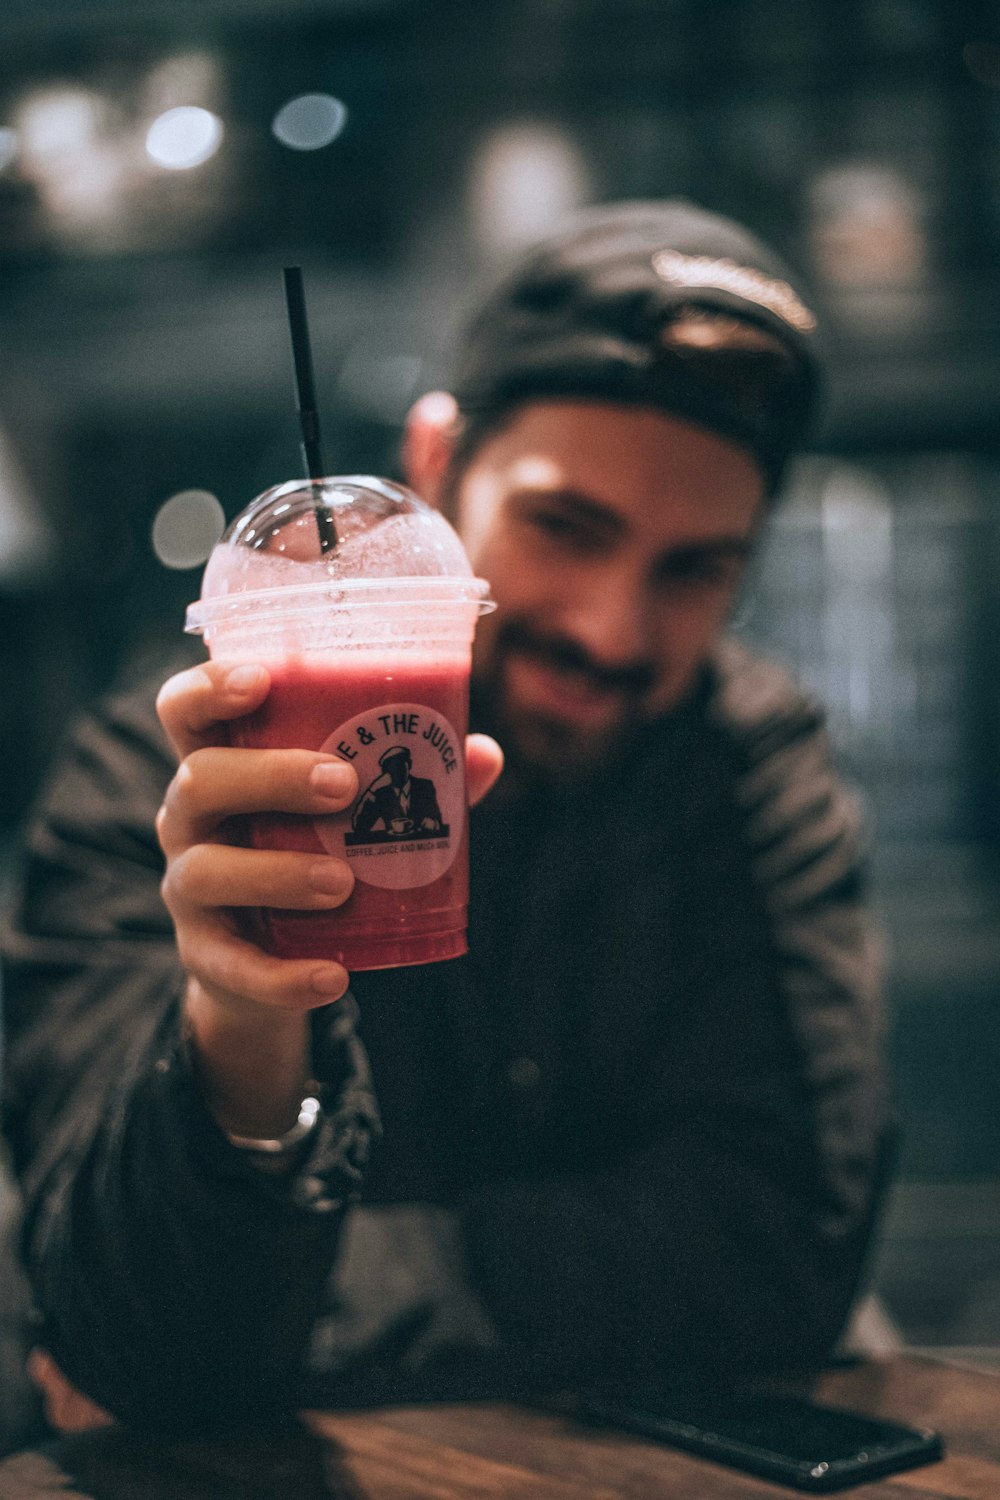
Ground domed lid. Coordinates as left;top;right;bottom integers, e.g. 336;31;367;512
186;475;491;633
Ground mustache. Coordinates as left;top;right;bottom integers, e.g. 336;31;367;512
498;620;657;698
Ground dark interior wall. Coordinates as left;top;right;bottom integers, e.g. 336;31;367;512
2;0;1000;1351
1;0;997;830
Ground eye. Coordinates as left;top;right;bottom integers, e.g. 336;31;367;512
528;509;603;553
657;550;744;589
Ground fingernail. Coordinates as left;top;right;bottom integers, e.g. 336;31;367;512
309;860;351;896
225;664;268;695
311;966;347;996
310;760;354;799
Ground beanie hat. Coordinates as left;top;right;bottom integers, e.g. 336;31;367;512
451;199;822;493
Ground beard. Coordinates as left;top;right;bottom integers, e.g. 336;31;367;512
474;618;658;779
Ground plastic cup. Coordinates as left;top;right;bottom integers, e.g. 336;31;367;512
185;475;493;971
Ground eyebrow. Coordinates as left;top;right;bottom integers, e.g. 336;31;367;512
508;487;626;536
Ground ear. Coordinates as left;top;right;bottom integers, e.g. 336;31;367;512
401;391;460;509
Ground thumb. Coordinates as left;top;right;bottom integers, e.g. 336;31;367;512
466;733;503;806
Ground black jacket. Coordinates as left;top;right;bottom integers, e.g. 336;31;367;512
0;638;890;1431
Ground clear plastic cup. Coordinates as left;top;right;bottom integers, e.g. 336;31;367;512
185;475;493;970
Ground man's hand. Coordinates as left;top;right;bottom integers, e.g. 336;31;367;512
155;661;502;1140
156;661;363;1017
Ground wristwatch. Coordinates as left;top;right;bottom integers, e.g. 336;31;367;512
223;1093;322;1157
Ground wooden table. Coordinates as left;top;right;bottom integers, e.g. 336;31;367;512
0;1355;997;1498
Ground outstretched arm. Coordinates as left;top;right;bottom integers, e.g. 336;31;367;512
1;670;375;1432
2;662;501;1431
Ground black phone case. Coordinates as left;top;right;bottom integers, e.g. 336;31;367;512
578;1390;944;1492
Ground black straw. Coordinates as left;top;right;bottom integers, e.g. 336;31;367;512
282;265;337;552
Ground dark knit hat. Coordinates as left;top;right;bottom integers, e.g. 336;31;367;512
451;199;822;493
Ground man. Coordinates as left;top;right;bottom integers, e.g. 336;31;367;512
0;200;890;1440
351;745;446;840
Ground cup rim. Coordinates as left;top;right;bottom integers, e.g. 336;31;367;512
185;574;495;634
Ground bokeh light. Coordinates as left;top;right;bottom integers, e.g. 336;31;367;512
145;106;223;170
0;128;19;172
272;93;348;151
808;163;925;289
18;88;102;161
468;122;589;252
0;426;52;585
152;489;225;569
143;52;222;117
15;87;123;229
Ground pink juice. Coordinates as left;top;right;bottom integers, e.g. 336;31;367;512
231;649;472;970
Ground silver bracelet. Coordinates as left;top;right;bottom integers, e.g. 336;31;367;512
223;1095;322;1156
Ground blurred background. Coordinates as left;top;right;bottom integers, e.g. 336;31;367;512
1;0;998;1364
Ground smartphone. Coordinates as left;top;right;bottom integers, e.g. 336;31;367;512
576;1386;943;1492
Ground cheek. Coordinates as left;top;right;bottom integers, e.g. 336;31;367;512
652;588;740;680
467;535;550;617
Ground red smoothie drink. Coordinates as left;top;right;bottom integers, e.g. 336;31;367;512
186;475;493;973
231;649;472;969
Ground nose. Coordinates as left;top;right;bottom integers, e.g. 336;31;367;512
557;562;652;671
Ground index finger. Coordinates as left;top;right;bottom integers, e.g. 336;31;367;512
156;660;271;761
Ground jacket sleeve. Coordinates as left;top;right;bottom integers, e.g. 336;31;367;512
0;681;378;1432
460;650;892;1393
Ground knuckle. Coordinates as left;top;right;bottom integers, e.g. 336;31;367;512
154;678;176;723
169;759;195;809
159;855;189;914
170;754;208;817
163;845;221;916
166;845;196;895
156;666;209;719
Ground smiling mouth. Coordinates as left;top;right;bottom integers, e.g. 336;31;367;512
504;651;633;731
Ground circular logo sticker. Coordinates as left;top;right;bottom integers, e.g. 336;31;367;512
316;702;464;889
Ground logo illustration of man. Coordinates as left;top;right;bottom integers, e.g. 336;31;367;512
349;745;448;843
